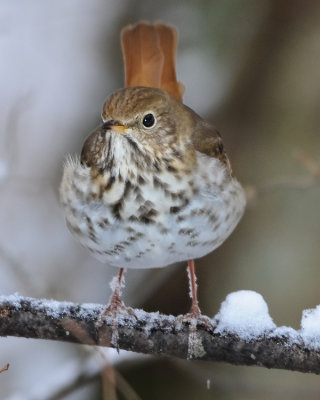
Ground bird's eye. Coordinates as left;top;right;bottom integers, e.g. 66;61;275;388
142;113;155;128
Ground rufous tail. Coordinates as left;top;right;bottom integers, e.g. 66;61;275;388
121;22;185;102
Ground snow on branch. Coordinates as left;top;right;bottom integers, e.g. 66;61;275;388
1;291;320;374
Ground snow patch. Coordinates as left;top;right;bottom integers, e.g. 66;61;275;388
0;294;104;321
300;305;320;350
214;290;276;340
187;326;206;359
0;293;22;309
270;326;300;346
133;308;175;333
78;302;104;319
39;299;103;320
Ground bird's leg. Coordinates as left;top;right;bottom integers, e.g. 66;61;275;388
98;268;130;349
106;267;126;312
187;259;201;315
176;259;213;359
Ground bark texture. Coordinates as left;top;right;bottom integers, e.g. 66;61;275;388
0;295;319;374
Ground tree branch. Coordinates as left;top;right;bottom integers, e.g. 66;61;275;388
0;295;319;375
245;151;320;206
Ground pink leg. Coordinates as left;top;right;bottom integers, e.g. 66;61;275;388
187;259;201;315
99;267;125;320
184;259;213;359
108;267;125;309
99;267;127;348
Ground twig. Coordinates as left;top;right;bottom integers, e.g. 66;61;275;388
245;151;320;205
0;363;9;374
245;175;319;205
0;295;320;375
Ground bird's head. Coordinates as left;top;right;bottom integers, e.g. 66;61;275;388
81;87;196;175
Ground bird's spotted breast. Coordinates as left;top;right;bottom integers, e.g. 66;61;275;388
60;150;246;269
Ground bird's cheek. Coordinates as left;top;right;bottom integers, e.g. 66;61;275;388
126;129;146;146
139;134;157;150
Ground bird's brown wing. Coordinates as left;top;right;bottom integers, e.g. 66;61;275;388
121;22;184;101
190;108;232;173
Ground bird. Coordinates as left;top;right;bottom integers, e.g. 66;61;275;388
60;22;246;334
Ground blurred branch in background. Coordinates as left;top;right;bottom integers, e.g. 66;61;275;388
1;352;140;400
215;0;314;125
246;151;320;205
19;355;140;400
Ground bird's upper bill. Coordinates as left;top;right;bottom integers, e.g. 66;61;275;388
102;120;131;135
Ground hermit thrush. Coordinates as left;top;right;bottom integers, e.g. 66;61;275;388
60;22;246;324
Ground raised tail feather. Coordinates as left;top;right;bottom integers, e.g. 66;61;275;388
121;22;185;101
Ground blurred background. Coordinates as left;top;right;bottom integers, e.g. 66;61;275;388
1;0;320;398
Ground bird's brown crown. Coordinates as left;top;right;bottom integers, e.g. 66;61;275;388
101;87;193;145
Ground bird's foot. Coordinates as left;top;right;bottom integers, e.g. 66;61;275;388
176;304;213;359
97;291;135;350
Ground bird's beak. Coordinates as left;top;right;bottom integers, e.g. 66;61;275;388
102;120;130;135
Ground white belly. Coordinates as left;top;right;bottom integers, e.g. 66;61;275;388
60;152;246;269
